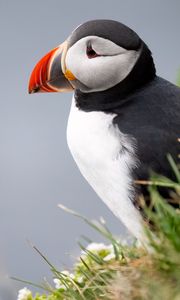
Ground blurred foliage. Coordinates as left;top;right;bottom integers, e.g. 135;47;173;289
15;157;180;300
177;68;180;87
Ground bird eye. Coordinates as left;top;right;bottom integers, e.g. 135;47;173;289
86;45;100;59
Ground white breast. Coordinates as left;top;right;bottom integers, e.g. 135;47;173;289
67;96;145;242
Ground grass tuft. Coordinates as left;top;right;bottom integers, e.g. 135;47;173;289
15;156;180;300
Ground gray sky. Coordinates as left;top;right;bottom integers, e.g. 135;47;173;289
0;0;180;297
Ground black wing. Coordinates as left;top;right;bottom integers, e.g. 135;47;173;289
112;76;180;181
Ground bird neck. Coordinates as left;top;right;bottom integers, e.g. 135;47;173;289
74;43;156;112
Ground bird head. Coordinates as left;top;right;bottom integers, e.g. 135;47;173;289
28;19;155;95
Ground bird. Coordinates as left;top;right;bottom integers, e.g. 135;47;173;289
28;19;180;243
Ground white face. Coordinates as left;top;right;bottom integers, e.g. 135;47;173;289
65;36;141;92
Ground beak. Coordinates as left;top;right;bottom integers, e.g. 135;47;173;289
28;41;75;94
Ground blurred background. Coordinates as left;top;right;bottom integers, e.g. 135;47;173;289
0;0;180;298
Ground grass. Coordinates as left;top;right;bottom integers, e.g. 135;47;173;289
15;156;180;300
177;69;180;87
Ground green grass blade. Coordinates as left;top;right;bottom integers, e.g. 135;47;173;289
167;153;180;183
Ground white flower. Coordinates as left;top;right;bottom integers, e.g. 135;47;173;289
86;243;112;252
76;276;84;284
53;271;75;290
61;270;75;280
103;252;116;261
17;287;32;300
80;242;115;259
53;278;66;290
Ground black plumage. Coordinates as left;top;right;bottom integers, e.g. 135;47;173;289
112;77;180;180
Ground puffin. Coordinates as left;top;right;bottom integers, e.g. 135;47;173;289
28;19;180;243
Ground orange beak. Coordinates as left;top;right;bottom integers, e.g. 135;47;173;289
28;41;74;94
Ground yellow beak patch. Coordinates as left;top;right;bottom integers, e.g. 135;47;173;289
64;69;76;81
